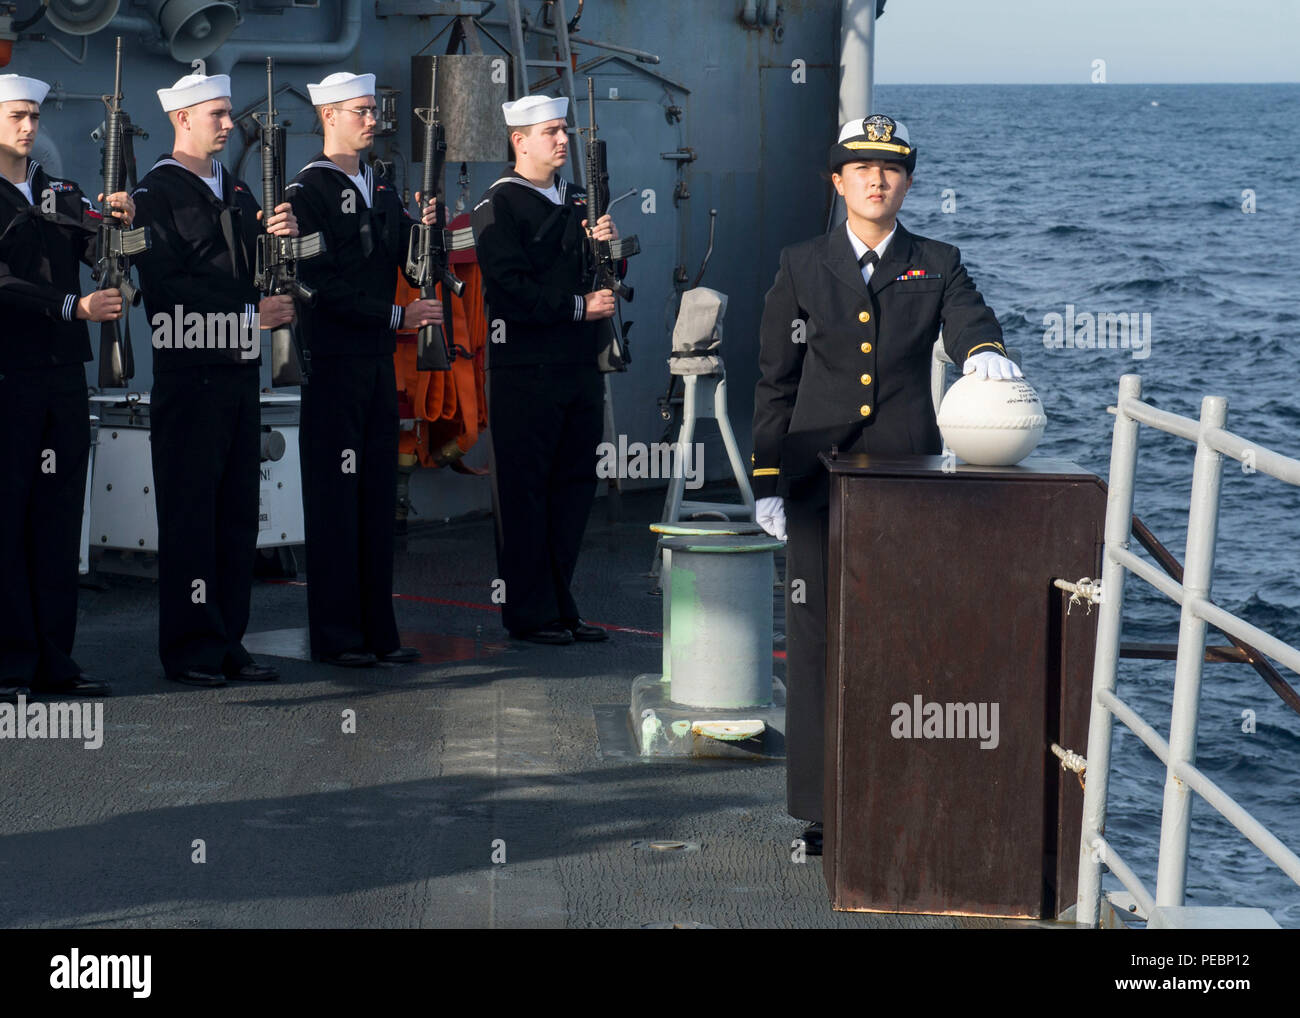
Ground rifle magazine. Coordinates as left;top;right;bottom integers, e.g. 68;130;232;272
120;226;151;256
292;232;327;260
608;235;640;260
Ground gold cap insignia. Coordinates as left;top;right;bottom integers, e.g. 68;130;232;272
862;115;896;143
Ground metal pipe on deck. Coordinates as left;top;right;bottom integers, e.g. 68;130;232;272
838;0;876;127
204;0;363;76
1155;395;1228;907
830;0;877;229
480;17;661;64
1087;836;1157;918
1076;373;1143;926
108;14;170;56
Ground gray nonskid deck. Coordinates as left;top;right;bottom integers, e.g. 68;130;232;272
0;489;1056;929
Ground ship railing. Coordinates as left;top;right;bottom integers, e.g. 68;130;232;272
1075;372;1300;927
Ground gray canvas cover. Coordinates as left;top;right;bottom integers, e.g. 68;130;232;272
670;286;727;375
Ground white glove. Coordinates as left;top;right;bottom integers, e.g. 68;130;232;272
962;350;1023;380
756;495;787;542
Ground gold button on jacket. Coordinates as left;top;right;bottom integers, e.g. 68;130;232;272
859;404;872;417
860;341;872;353
857;311;871;323
860;373;872;385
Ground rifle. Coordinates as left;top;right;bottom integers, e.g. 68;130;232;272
581;76;639;373
405;56;464;372
94;36;150;389
253;57;326;387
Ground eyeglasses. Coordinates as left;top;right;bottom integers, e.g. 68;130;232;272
338;105;380;122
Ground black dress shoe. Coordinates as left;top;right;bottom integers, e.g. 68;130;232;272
314;650;378;668
564;619;609;642
510;625;574;646
228;663;279;682
36;674;112;697
1;685;30;704
377;647;420;664
167;669;227;688
799;822;824;857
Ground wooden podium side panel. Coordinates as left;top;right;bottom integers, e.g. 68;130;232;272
1054;483;1106;916
826;474;1103;917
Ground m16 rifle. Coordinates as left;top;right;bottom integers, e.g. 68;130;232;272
253;57;326;387
94;36;150;389
405;56;464;372
582;76;639;373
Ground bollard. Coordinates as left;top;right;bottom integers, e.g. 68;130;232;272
650;520;765;680
660;534;783;709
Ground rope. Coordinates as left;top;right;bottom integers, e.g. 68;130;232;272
1051;742;1087;791
1054;576;1102;614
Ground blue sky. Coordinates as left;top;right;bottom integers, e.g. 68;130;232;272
873;0;1298;83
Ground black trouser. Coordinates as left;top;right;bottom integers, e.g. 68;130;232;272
488;363;603;634
783;499;830;824
299;354;400;658
151;364;260;677
0;364;90;688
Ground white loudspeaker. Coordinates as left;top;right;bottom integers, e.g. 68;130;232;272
148;0;238;63
45;0;121;36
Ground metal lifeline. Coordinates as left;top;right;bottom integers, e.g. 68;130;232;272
94;35;150;389
253;57;326;387
1075;372;1300;926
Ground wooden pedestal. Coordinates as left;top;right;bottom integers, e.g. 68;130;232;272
823;455;1105;918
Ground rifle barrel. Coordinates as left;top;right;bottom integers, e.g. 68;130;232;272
261;60;278;220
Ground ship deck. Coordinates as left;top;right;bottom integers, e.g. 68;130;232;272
2;487;1068;929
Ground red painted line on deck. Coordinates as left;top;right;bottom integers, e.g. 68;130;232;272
265;579;663;637
266;579;782;653
268;578;783;655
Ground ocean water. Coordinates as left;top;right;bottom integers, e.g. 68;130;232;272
877;83;1300;926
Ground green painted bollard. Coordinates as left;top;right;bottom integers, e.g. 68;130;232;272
660;534;784;709
650;521;765;681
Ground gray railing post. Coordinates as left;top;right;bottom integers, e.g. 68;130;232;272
1154;395;1228;906
1076;373;1143;925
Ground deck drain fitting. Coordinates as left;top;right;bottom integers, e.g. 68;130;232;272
632;839;700;853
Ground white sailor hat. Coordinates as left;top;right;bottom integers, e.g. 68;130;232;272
307;72;376;106
157;73;231;113
828;114;916;173
502;94;568;127
0;74;50;105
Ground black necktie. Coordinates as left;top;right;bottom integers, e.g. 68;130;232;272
858;248;878;269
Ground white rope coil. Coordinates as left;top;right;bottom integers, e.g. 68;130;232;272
1054;576;1103;614
1051;742;1087;776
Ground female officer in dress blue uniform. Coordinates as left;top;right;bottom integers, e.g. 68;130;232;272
752;115;1021;852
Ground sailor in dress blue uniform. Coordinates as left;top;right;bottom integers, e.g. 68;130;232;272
0;73;131;701
133;72;297;686
471;95;621;646
287;72;441;667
